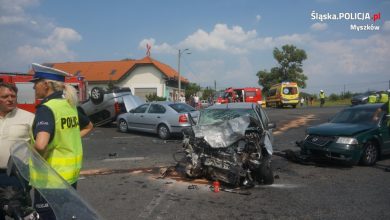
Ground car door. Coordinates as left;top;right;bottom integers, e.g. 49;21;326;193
143;104;166;131
127;103;149;131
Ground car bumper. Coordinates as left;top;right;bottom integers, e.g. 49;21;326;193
281;100;299;104
301;142;362;164
170;125;192;134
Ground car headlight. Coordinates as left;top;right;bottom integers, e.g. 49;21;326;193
336;137;358;145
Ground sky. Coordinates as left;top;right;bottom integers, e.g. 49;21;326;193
0;0;389;94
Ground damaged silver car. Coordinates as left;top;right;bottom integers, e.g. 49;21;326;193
182;103;276;187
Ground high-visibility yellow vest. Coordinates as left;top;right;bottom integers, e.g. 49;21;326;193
368;95;377;103
378;93;388;103
30;99;82;188
319;92;325;99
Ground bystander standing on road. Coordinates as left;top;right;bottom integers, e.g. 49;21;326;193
319;90;326;107
300;97;304;107
0;83;35;219
29;63;93;219
193;94;199;109
179;94;186;103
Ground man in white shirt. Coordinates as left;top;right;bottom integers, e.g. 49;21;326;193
179;94;186;103
193;94;199;108
0;82;35;219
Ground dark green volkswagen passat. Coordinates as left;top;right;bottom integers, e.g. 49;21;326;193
301;103;390;165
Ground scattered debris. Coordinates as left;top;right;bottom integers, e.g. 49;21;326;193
187;185;199;190
158;166;177;179
222;188;251;195
108;152;117;157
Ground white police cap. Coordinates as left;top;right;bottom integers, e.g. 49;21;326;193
31;63;70;82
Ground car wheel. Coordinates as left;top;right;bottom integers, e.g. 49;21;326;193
90;87;104;104
118;119;128;133
360;141;378;166
255;156;274;185
157;124;171;140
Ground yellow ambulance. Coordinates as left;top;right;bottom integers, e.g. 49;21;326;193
266;82;300;108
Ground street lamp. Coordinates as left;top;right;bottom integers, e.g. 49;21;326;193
178;48;191;100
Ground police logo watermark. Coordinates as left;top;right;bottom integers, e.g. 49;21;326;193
310;11;382;32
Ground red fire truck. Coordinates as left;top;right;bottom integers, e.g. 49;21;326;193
0;72;88;113
216;87;263;105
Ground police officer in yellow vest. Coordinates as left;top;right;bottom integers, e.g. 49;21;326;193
30;63;93;219
319;90;325;107
368;92;378;103
378;91;389;103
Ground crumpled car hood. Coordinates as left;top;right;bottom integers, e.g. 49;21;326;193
192;116;273;154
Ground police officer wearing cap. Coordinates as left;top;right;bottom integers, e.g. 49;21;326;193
30;63;93;219
319;90;325;107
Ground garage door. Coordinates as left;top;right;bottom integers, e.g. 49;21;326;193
134;88;157;101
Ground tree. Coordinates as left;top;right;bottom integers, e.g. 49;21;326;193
185;83;201;100
257;44;308;94
145;93;166;102
202;87;214;100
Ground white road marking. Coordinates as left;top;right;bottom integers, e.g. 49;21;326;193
112;136;137;139
102;157;145;162
257;183;302;189
138;185;172;219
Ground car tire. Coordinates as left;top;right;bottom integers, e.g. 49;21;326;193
360;141;378;166
90;87;104;104
118;119;128;133
157;124;170;140
255;156;274;185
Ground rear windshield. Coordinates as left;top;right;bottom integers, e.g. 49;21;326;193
169;103;195;113
282;87;298;95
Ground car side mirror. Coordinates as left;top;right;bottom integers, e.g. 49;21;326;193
267;122;276;129
129;109;135;113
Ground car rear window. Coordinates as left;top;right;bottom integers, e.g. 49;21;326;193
169;103;195;113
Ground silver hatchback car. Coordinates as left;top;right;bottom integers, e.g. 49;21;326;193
117;101;199;139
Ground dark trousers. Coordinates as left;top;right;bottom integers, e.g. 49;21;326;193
33;182;77;220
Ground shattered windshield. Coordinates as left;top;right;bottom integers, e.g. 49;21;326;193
198;108;257;125
330;107;384;125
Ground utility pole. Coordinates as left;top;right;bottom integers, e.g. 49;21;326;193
177;49;190;100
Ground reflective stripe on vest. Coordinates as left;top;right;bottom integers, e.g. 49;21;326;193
30;99;82;188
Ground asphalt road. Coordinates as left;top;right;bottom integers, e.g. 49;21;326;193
77;106;390;220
